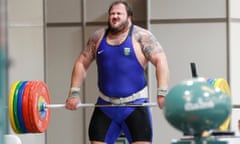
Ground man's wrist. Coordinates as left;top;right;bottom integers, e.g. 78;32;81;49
68;87;81;98
157;88;168;97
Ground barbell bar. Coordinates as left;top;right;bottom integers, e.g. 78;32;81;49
44;102;157;109
8;80;157;134
8;78;231;134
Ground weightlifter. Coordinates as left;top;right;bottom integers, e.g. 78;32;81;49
65;1;169;144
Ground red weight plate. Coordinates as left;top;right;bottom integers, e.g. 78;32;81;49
28;81;38;132
29;80;51;133
22;81;35;133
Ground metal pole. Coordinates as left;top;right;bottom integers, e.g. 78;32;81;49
0;0;8;143
45;102;157;109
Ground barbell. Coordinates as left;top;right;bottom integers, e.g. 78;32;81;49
8;78;231;134
8;80;157;134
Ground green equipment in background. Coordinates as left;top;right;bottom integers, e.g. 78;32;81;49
163;63;232;144
0;0;8;143
164;78;231;135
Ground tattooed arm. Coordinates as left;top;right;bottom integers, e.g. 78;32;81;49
66;29;104;110
70;29;103;88
134;26;169;109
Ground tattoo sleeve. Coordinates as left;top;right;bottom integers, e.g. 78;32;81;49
81;31;101;60
134;27;163;59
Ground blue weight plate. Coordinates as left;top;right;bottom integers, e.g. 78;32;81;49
207;78;214;84
17;81;28;133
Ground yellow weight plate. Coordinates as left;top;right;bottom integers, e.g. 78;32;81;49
214;78;231;131
214;78;231;95
219;116;231;131
9;80;21;133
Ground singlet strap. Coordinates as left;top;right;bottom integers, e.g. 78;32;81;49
128;24;134;36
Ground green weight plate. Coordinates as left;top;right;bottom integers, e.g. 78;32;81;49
13;81;23;133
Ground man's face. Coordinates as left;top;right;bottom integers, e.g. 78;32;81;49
108;3;130;33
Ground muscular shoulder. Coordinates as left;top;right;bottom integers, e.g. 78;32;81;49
132;25;150;37
132;25;163;59
83;28;105;58
88;28;105;46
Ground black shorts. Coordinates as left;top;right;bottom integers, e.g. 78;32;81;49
88;107;152;144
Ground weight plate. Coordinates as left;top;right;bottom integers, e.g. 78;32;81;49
211;78;217;86
207;78;214;84
13;81;23;133
214;78;231;95
8;81;21;133
28;81;39;132
214;78;231;131
22;81;35;133
17;81;28;133
29;81;51;132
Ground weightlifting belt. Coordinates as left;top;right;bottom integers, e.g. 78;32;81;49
99;87;148;104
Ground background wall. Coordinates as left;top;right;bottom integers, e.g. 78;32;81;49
6;0;240;144
229;0;240;136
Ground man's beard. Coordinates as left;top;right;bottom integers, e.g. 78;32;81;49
108;20;129;34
